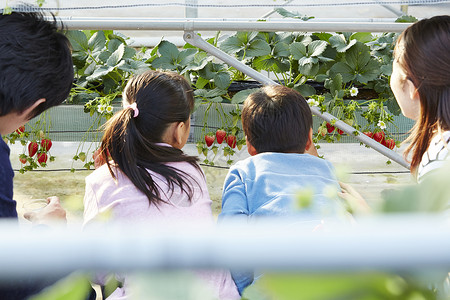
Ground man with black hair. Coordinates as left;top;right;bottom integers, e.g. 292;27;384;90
0;10;74;299
0;10;73;219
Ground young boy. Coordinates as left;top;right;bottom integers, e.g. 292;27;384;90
0;10;73;219
218;85;344;294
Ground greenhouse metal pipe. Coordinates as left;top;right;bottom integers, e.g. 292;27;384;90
0;216;448;279
184;31;410;169
56;17;410;32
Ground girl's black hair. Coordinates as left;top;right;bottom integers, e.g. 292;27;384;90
100;70;201;206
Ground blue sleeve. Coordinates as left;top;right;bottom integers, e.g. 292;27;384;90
218;167;249;222
0;140;17;219
231;270;254;295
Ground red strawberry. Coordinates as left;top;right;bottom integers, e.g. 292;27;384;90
216;129;226;144
204;134;215;147
363;131;373;138
373;131;385;143
28;142;38;157
385;138;396;150
15;126;25;135
325;123;335;133
37;152;48;166
19;156;27;164
337;129;344;135
41;138;52;151
226;135;237;148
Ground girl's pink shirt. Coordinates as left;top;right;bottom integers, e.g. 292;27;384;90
83;160;239;300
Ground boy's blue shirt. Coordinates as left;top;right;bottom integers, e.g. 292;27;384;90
219;152;342;221
218;152;344;295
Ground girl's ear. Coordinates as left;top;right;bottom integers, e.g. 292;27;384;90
173;121;188;149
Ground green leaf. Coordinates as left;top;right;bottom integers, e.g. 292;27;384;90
380;64;393;76
86;65;115;81
253;55;290;73
275;8;313;21
231;88;260;104
118;59;149;74
273;42;290;57
355;59;380;84
88;31;106;52
106;43;125;67
209;96;224;103
158;40;180;61
205;88;227;98
308;40;327;57
97;50;111;63
350;32;374;43
294;84;316;97
345;42;371;70
298;56;318;67
107;39;122;53
84;61;96;75
66;30;88;52
29;273;91;300
298;63;319;76
123;47;136;59
219;36;243;54
246;39;271;57
151;56;176;70
290;42;307;60
195;77;210;89
395;15;418;23
313;32;333;42
213;72;231;90
329;34;357;53
178;48;197;66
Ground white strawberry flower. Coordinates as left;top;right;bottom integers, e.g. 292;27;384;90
377;120;387;130
97;105;106;114
105;105;113;113
350;86;359;97
307;98;319;107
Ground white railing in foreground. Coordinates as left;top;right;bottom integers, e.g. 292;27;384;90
0;215;448;280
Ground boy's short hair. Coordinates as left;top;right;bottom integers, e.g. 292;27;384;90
242;85;312;153
0;11;74;118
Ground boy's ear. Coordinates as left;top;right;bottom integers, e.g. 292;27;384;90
19;98;46;119
304;128;319;157
245;137;258;156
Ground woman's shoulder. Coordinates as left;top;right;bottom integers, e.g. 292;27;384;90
418;131;450;181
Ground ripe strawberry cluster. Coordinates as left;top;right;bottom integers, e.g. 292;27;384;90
14;126;54;172
363;130;396;150
204;129;237;149
198;128;245;166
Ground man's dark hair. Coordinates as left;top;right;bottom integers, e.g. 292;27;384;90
0;11;74;118
242;85;312;154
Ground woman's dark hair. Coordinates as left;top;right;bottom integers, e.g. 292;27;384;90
0;10;74;118
101;70;201;206
396;15;450;172
242;85;312;153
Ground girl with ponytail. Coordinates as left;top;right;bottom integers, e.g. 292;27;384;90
83;70;239;299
